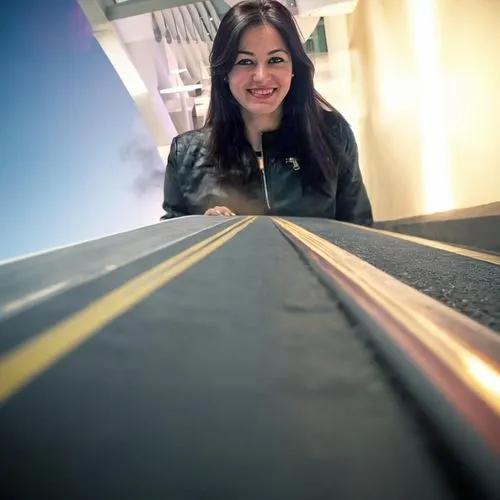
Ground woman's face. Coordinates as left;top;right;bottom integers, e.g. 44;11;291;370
227;24;293;121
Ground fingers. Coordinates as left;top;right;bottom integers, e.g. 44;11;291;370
204;206;236;217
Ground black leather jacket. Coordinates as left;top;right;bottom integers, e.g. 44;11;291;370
161;111;373;226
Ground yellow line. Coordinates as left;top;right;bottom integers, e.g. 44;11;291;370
0;217;256;405
274;217;500;416
336;220;500;266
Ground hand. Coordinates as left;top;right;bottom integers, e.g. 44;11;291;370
204;206;236;216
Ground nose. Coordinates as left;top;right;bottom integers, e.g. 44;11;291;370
253;63;270;83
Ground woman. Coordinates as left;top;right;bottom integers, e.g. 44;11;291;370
161;0;373;226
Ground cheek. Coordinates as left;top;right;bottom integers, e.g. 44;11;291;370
279;68;293;88
228;70;250;94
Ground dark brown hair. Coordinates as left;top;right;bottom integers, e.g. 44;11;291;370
205;0;346;189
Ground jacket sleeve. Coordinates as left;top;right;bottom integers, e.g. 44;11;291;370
335;126;373;227
161;137;189;220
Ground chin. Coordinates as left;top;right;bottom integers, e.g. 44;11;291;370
246;104;281;116
244;97;284;114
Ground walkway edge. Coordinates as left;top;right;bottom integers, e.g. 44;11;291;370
273;217;500;500
339;220;500;266
0;217;256;406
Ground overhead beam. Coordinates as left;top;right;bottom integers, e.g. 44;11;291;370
295;0;357;16
106;0;199;20
211;0;230;16
78;0;178;149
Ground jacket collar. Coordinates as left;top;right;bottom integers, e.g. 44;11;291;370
261;121;296;157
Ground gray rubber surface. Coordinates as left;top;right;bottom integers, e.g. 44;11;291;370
0;218;455;499
0;216;226;321
0;218;240;356
293;218;500;332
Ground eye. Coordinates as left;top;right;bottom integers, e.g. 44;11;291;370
235;59;253;66
269;56;285;64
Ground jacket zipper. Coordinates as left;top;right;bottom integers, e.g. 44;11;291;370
256;134;271;210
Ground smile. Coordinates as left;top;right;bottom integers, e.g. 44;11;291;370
247;88;277;99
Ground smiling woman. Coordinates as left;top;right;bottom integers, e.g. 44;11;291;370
161;0;373;224
227;24;294;148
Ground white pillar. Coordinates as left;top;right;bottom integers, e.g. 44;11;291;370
323;15;351;85
294;16;321;42
114;14;178;146
321;15;362;156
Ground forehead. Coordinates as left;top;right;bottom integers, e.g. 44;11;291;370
238;24;287;51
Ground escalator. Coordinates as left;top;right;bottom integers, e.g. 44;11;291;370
1;216;498;499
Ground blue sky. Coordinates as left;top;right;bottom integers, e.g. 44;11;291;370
0;0;164;261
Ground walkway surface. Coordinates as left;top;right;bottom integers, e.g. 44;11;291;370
1;216;499;500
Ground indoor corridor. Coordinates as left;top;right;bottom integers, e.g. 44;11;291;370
1;1;499;499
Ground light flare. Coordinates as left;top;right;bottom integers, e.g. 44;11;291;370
408;0;452;214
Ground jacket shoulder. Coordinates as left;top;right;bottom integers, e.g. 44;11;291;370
321;108;357;162
168;127;213;179
172;127;211;153
322;108;354;142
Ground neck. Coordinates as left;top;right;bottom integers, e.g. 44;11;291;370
242;109;282;151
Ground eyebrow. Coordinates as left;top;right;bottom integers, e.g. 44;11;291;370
237;49;289;56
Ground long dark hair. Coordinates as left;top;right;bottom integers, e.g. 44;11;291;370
205;0;347;189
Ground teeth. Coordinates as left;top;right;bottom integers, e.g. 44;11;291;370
250;89;274;96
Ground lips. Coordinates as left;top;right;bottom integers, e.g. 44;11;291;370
247;88;277;99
